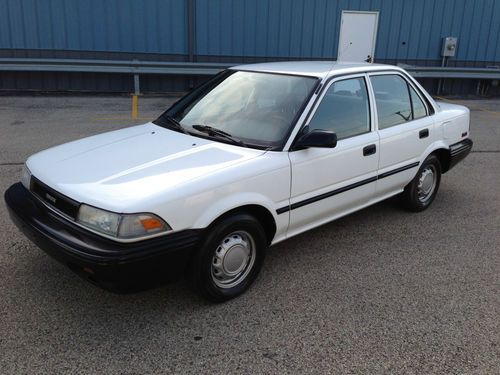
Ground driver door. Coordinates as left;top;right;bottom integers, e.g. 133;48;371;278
287;75;379;236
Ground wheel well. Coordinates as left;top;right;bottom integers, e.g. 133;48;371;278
431;148;451;173
208;205;277;245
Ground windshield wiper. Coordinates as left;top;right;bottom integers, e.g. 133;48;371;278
155;115;189;134
192;125;247;147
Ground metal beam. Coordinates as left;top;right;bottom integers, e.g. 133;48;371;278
0;58;499;82
0;58;232;75
399;64;500;80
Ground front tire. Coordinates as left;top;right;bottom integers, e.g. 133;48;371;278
401;154;442;212
189;213;267;302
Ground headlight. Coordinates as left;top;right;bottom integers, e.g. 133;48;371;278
77;204;171;240
21;164;32;189
78;205;121;237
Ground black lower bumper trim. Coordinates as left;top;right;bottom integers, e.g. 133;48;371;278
449;138;473;171
4;183;201;292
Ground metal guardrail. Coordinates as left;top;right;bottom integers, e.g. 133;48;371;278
398;64;500;80
1;58;499;94
0;58;232;75
0;58;233;94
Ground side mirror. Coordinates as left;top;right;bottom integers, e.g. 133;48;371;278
294;129;337;149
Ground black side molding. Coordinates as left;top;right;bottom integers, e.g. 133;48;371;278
277;139;473;215
378;162;419;179
282;176;378;213
277;161;420;214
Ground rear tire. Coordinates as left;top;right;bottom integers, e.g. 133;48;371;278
188;213;267;302
401;154;441;212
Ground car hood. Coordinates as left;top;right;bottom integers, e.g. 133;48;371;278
27;123;266;211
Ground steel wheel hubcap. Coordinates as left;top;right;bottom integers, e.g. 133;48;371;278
417;165;436;203
211;231;256;289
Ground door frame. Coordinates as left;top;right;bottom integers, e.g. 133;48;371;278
302;72;376;134
366;70;434;132
285;72;380;233
337;10;380;62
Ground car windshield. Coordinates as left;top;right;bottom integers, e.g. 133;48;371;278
156;70;318;149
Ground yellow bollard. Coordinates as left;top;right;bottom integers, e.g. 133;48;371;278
131;95;138;120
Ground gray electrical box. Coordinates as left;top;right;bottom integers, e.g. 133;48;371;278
442;37;458;57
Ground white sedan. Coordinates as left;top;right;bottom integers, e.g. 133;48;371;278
5;62;472;301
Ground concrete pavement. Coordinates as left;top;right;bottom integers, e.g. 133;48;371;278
0;95;498;374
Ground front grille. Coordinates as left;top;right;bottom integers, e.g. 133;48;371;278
31;177;80;220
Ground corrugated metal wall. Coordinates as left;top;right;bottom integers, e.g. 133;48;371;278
0;0;499;94
195;0;500;64
0;0;186;54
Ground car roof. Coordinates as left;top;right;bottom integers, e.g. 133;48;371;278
231;61;401;78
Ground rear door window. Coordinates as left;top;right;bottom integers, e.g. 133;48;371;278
370;75;412;129
371;74;429;130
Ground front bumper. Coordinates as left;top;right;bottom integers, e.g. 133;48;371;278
448;138;473;171
4;183;201;292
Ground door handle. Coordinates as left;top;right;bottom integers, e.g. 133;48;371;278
363;144;376;156
419;129;429;138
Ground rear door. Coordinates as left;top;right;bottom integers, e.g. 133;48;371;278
287;74;379;236
368;73;436;197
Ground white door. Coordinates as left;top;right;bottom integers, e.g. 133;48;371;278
368;73;436;197
338;11;379;62
287;75;379;238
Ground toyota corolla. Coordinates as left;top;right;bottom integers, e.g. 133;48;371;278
5;62;472;302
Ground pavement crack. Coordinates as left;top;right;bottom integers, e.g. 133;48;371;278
0;162;23;166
